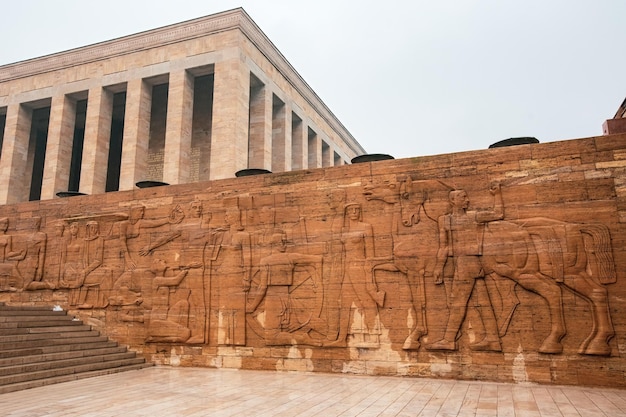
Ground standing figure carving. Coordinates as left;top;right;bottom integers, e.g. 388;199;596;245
211;206;251;346
170;199;210;344
18;217;51;291
50;220;66;289
0;218;23;292
427;183;504;351
323;189;347;345
76;221;110;309
341;203;383;348
59;222;85;305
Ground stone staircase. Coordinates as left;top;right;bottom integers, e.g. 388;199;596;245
0;303;151;394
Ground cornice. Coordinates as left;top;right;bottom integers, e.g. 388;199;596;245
235;12;364;155
0;8;244;83
0;8;365;155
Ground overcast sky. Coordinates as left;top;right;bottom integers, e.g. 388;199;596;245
1;1;624;159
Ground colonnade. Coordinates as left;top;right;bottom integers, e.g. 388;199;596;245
0;55;350;204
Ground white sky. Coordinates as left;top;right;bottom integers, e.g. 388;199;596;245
1;1;624;159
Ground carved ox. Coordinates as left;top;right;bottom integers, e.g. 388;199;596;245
363;176;452;348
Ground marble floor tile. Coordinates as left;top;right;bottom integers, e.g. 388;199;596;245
1;367;625;416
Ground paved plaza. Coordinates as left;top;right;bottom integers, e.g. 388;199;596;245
1;366;625;416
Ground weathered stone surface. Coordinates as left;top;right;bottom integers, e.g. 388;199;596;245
1;134;626;387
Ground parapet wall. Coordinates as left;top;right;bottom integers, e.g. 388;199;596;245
1;133;626;387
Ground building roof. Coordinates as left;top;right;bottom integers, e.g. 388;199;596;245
0;7;365;156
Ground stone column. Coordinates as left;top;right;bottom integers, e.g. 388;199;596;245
209;57;250;180
80;87;113;195
307;127;321;169
163;70;194;185
119;78;151;190
248;81;272;170
0;103;32;204
334;151;344;166
322;140;332;168
40;95;76;199
291;113;306;170
271;99;291;172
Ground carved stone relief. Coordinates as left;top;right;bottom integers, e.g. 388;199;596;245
248;231;323;345
0;175;618;359
10;217;50;291
0;217;23;292
145;258;196;343
210;201;252;346
425;183;505;352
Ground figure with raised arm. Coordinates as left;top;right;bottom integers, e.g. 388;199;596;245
426;182;503;351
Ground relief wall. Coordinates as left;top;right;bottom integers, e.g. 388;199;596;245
1;134;626;387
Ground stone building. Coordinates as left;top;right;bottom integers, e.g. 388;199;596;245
1;7;625;391
603;96;626;135
0;8;365;204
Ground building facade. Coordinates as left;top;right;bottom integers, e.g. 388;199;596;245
1;8;625;390
0;8;365;204
603;96;626;135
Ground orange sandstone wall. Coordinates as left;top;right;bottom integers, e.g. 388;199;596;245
1;133;626;387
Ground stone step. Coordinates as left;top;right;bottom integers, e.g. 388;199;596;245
0;319;81;329
0;340;118;359
0;324;91;336
1;363;154;394
0;304;63;312
0;356;148;386
0;314;76;322
0;330;100;344
0;345;128;368
0;363;152;395
0;335;110;352
0;303;151;393
0;320;82;329
0;307;69;316
0;351;138;377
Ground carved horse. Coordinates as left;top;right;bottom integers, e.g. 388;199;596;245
397;180;616;355
511;218;615;355
363;176;452;349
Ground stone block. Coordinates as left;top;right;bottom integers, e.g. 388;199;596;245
0;133;625;388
